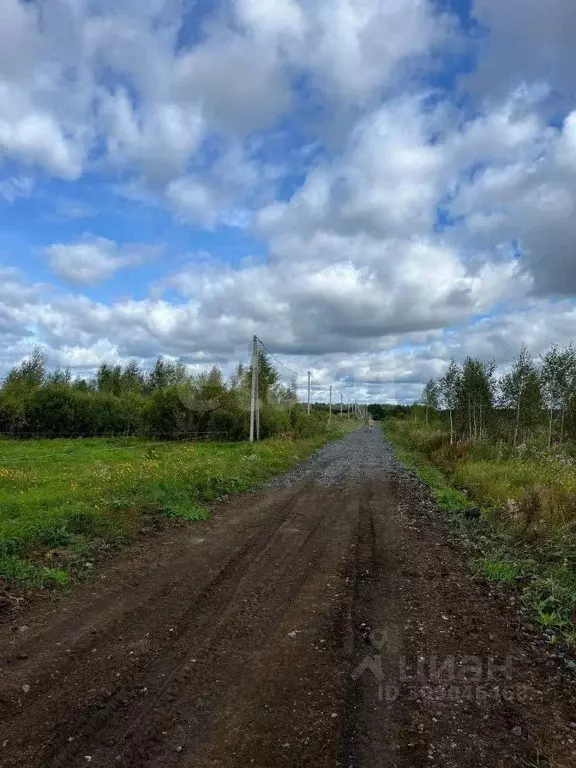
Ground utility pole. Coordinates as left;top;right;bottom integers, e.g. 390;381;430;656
329;385;332;420
340;394;343;418
255;346;260;441
250;335;258;442
307;371;311;415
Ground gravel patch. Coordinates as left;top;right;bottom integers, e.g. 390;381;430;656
268;426;402;488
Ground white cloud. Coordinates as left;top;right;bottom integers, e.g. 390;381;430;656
0;102;85;179
303;0;453;101
173;31;291;136
44;237;159;286
467;0;576;100
0;259;574;404
165;143;276;227
257;96;452;244
237;0;454;102
98;88;205;182
446;98;576;296
0;0;92;178
0;175;32;202
2;0;576;403
158;236;529;355
0;0;457;186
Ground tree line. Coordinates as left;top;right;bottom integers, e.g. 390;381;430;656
0;348;325;440
420;344;576;447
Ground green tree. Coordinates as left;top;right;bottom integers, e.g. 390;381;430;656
241;351;280;404
457;357;496;441
120;360;145;393
96;363;123;395
421;378;439;422
439;359;460;444
146;357;189;391
500;346;543;446
5;346;46;389
46;367;72;387
540;345;576;446
0;348;48;433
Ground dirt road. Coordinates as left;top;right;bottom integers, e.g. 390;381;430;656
1;429;575;767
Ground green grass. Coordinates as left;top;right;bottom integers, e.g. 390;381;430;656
474;553;524;583
0;431;341;586
383;419;576;648
387;438;474;514
0;555;68;587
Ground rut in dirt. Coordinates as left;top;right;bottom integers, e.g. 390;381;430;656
0;429;575;768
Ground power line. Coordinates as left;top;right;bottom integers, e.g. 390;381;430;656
255;337;332;401
250;334;356;432
256;338;302;381
255;339;338;400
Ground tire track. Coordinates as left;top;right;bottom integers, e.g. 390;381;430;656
2;429;575;768
0;483;315;767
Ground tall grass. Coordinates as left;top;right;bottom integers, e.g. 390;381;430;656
383;418;576;647
385;419;576;538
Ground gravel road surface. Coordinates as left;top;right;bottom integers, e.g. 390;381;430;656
0;428;575;767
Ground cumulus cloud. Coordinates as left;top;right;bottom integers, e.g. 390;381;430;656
1;0;576;402
447;95;576;296
236;0;454;102
164;140;283;227
467;0;576;101
0;0;455;183
0;258;573;403
44;237;159;286
0;0;92;178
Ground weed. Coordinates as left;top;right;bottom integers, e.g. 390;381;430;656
522;577;576;631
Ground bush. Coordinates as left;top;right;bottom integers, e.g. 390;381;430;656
0;351;341;443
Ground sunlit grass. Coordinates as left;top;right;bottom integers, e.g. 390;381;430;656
0;432;340;586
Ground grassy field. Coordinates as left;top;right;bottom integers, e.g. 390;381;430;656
383;419;576;650
0;431;341;587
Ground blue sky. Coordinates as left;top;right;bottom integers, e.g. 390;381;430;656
1;0;576;402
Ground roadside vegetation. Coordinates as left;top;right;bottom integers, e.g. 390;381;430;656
379;345;576;651
0;433;342;588
0;347;324;440
0;348;351;588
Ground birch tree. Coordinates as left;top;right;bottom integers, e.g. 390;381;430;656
439;360;460;444
500;346;542;446
457;357;496;440
540;345;576;446
421;378;440;422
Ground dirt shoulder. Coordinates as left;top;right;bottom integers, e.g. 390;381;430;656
0;430;574;767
